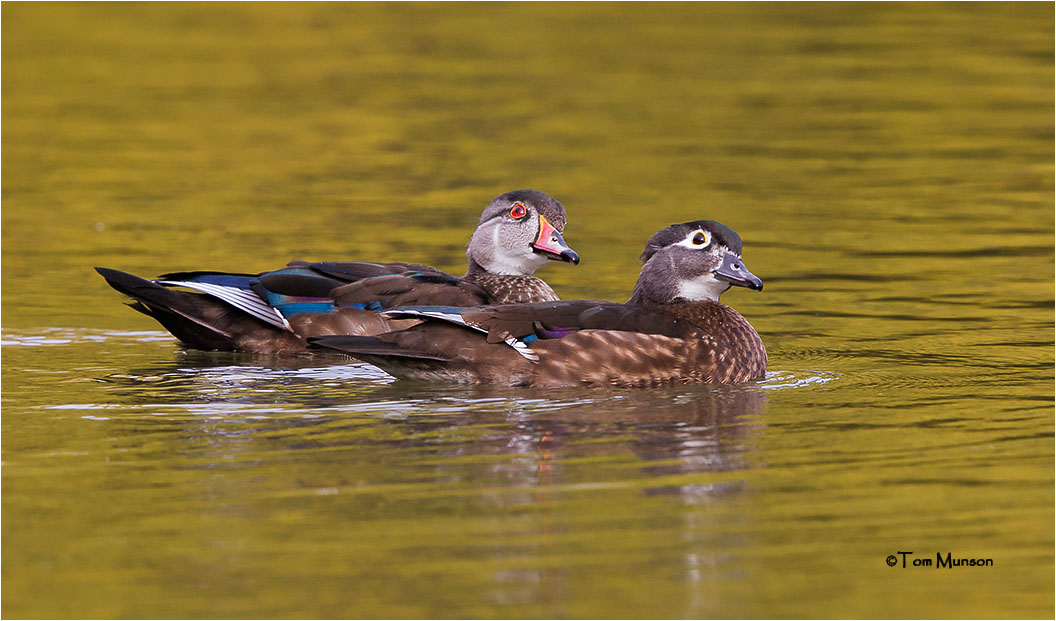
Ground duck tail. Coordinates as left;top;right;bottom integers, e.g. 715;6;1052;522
95;267;243;351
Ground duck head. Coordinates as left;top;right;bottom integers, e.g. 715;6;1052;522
629;220;762;305
467;189;580;276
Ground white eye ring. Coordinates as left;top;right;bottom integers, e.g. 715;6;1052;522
677;229;711;249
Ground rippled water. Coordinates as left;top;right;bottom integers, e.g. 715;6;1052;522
3;3;1053;618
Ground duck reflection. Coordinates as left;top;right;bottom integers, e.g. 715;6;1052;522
99;352;766;497
476;386;765;502
93;352;769;617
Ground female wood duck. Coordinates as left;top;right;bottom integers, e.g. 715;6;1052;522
96;189;579;353
309;220;767;387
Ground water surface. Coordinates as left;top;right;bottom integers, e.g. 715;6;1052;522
3;3;1053;618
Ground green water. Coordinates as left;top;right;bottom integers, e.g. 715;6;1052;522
3;3;1053;618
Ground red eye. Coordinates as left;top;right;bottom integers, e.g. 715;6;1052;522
509;203;527;219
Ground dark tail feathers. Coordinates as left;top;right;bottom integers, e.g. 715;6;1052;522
95;266;243;351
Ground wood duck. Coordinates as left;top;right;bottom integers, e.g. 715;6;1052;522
309;220;767;387
96;189;579;353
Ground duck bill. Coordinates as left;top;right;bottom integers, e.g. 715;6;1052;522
532;215;580;264
715;253;763;291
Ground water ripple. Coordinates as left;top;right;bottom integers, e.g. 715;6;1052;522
758;370;841;390
2;328;174;346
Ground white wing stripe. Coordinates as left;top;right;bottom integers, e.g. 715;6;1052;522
383;308;482;332
384;309;537;360
157;280;292;331
505;337;539;361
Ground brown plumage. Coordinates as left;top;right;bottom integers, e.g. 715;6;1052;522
311;220;768;387
96;189;578;353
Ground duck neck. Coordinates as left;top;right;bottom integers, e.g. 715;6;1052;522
463;260;557;303
649;299;731;324
462;259;490;283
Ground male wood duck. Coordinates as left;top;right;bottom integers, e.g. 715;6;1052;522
309;220;767;387
96;189;579;353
